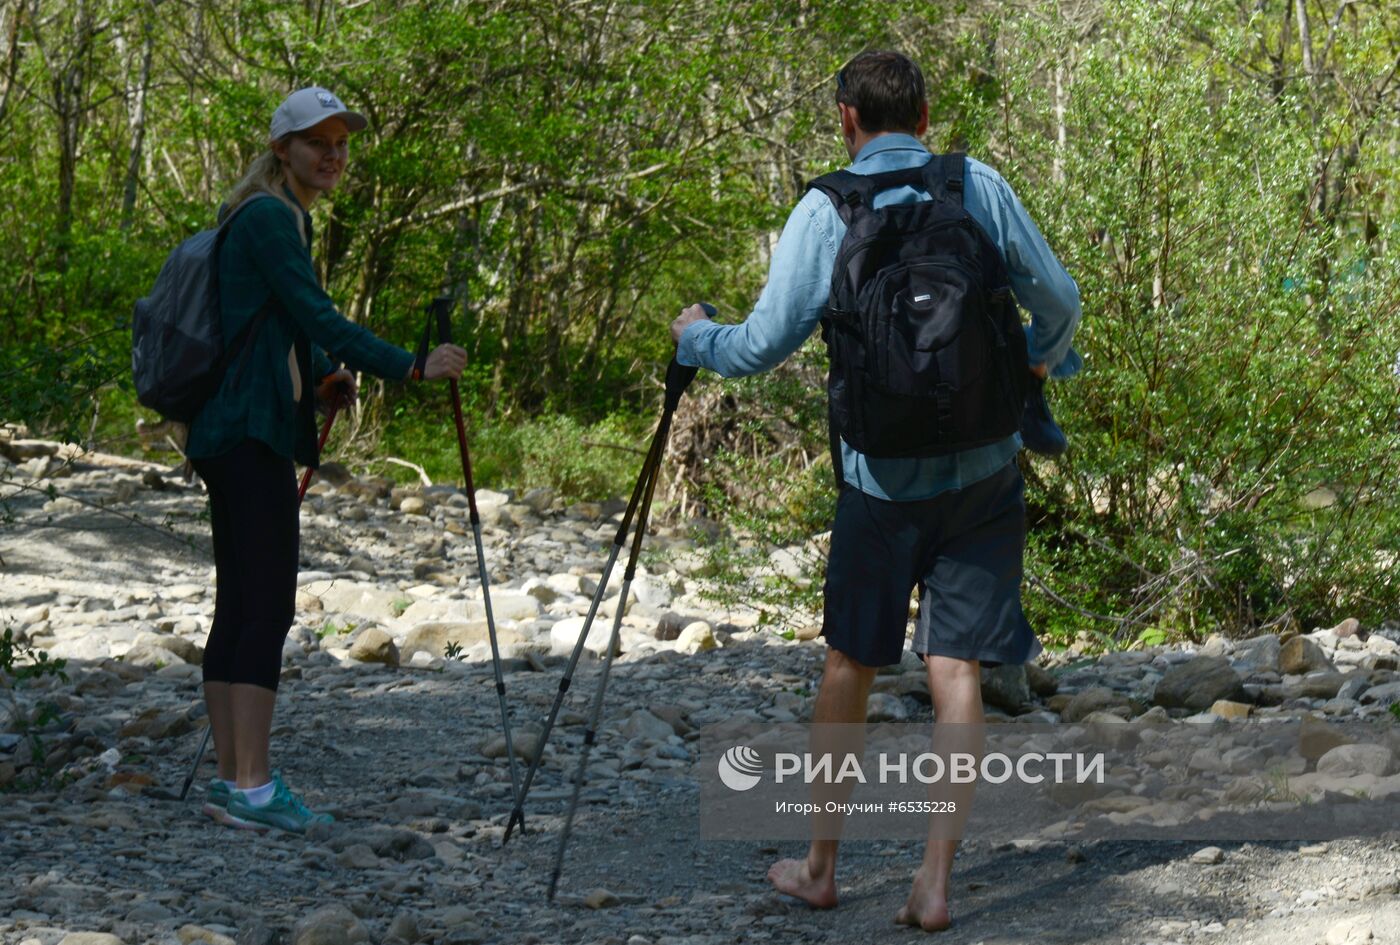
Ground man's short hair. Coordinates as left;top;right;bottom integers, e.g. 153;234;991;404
835;50;926;134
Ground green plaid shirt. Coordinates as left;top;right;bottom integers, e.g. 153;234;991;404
186;189;413;467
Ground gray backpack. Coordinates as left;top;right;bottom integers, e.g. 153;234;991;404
131;194;275;422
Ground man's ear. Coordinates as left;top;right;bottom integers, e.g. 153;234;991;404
839;102;861;140
915;102;929;137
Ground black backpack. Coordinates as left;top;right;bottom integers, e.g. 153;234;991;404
809;153;1028;464
131;194;275;423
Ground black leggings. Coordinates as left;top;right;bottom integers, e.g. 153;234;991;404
193;438;298;691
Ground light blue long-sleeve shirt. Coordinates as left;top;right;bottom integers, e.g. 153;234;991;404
677;134;1082;501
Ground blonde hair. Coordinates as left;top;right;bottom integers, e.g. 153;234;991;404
222;145;307;244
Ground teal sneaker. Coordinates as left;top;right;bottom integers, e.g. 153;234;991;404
201;778;230;821
202;778;262;830
225;773;334;834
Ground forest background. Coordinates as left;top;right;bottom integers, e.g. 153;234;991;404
1;0;1398;649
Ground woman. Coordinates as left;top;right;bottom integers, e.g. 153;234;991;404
185;87;467;833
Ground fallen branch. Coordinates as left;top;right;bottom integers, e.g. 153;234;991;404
375;456;433;486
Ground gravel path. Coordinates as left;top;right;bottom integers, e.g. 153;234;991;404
2;441;1398;945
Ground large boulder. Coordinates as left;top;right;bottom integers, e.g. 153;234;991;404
980;664;1030;712
1316;744;1396;778
348;627;399;667
1280;636;1334;675
481;590;543;622
1298;717;1353;762
1152;656;1246;711
1024;661;1058;698
300;580;408;623
1062;686;1133;723
549;616;617;657
401;621;519;661
1232;634;1281;674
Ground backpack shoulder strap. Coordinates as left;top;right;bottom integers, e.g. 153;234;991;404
807;169;875;227
920;152;967;208
214;192;287;244
808;161;949;224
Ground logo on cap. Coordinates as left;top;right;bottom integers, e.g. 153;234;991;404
316;91;340;109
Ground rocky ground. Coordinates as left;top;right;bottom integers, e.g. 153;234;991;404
2;434;1399;945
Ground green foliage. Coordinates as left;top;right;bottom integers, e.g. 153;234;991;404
383;408;650;500
3;0;1399;645
698;0;1400;644
0;627;68;688
316;619;350;640
1;625;71;784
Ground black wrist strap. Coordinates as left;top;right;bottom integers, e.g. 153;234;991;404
413;313;432;380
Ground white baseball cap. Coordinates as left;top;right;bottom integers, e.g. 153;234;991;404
270;87;367;140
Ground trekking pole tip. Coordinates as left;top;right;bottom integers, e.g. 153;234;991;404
503;809;522;843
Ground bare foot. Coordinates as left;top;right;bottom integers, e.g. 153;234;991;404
895;869;951;932
766;857;838;909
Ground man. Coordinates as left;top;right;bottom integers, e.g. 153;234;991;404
671;51;1081;930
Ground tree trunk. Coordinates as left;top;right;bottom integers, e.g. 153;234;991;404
121;7;155;229
0;0;24;132
1295;0;1314;76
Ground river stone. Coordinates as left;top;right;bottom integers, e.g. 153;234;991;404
480;729;542;763
121;638;188;669
483;590;542;622
147;633;203;665
1232;634;1281;673
653;612;697;641
1299;717;1353;761
1286;671;1348;700
1281;636;1333;674
632;574;674;609
584;888;620;909
674;621;717;655
348;627;399;667
621;709;676;741
980;664;1030;712
1062;687;1132;723
550;616;616;657
1316;744;1396;778
1025;661;1058;697
402;621;517;661
866;692;909;722
1360;681;1400;707
385;913;421;945
1328;618;1361;639
1324;917;1374;945
292;904;370;945
177;926;236;945
300;581;406;622
1209;699;1252;719
521;487;554;513
1153;656;1245;711
58;935;126;945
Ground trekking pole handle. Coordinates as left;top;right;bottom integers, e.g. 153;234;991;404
664;302;713;410
430;294;455;345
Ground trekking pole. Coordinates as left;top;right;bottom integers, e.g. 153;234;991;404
297;400;341;504
502;305;711;847
547;364;689;900
175;373;345;803
175;726;212;802
425;295;524;818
